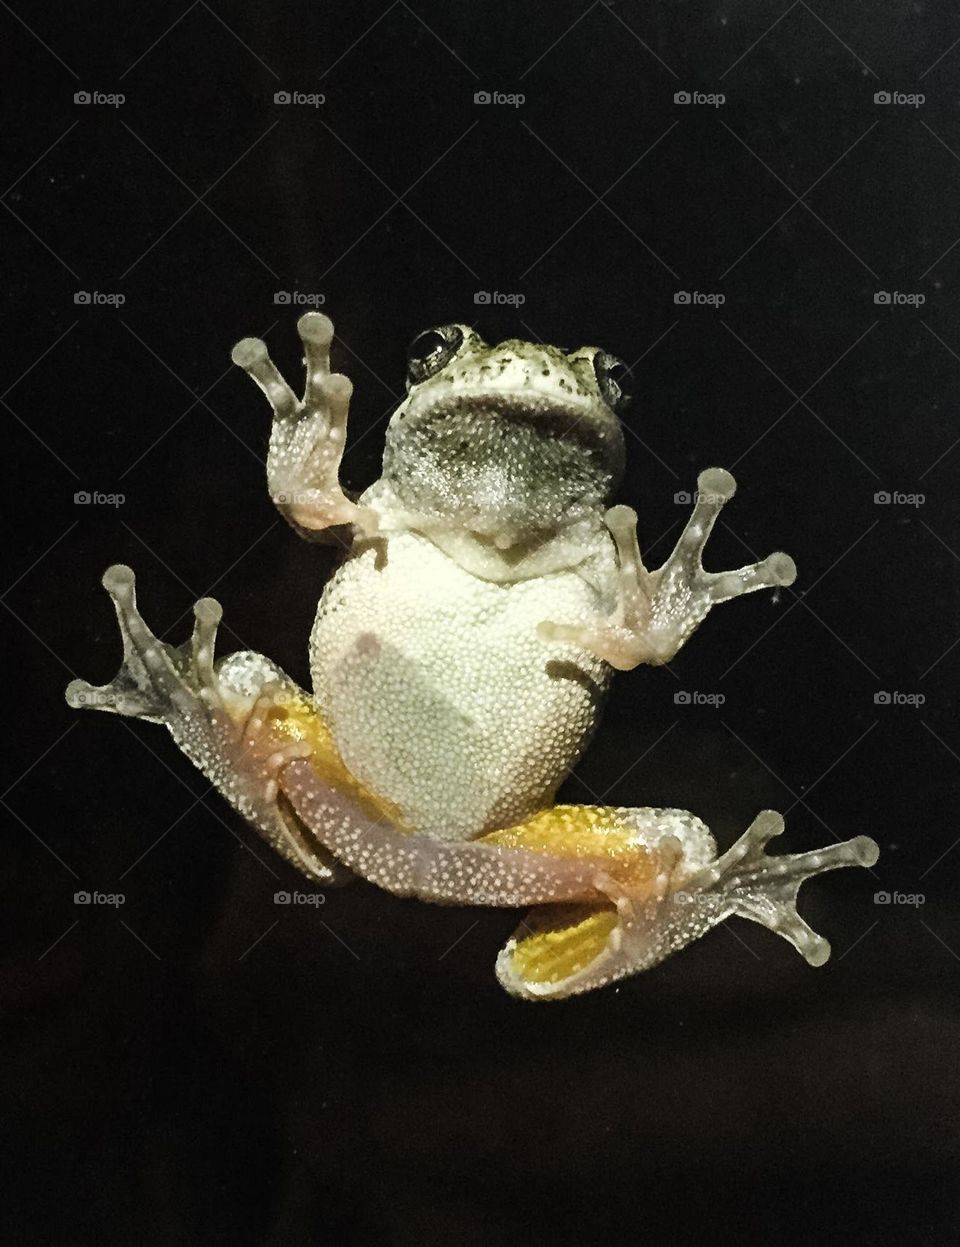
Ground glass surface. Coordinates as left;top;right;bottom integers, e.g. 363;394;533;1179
3;3;957;1243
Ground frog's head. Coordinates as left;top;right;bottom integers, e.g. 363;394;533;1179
382;325;629;542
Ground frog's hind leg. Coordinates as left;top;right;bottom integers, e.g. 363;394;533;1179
66;564;350;885
495;808;878;1001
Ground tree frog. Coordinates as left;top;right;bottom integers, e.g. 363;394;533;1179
67;314;878;1000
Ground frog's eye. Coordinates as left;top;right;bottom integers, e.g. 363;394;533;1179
406;325;464;385
593;352;632;414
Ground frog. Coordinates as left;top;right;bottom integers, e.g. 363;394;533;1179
66;313;878;1000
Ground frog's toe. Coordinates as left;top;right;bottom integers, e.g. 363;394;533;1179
688;811;880;965
69;566;351;886
66;564;213;723
232;316;376;535
703;551;797;603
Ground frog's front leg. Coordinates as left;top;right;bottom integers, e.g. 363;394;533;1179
231;312;377;537
539;469;797;669
66;565;348;884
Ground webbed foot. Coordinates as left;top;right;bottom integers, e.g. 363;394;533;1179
67;565;348;884
683;810;879;966
539;469;796;669
232;313;377;537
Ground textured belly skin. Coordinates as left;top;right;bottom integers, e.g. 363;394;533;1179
309;531;613;839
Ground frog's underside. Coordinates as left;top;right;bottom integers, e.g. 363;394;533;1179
67;314;877;1000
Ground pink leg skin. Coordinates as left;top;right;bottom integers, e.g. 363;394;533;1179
231;313;378;538
280;764;878;1000
279;759;662;908
539;469;797;670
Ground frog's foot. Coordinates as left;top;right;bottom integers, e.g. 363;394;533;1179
496;810;878;1001
683;810;878;964
231;312;377;537
66;565;348;885
539;469;796;669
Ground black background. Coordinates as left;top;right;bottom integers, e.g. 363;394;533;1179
3;3;959;1244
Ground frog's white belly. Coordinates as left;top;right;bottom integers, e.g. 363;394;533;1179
309;531;613;839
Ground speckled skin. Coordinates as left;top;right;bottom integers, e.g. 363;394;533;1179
66;314;880;1000
308;327;628;839
309;529;614;839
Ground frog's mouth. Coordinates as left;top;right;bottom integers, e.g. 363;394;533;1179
394;389;625;479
